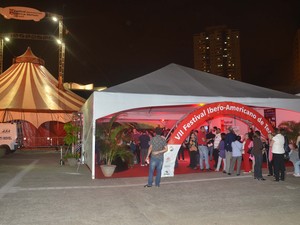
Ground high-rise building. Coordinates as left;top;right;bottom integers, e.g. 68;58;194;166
193;26;241;80
293;29;300;85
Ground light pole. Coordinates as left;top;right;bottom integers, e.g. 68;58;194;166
50;13;65;83
0;35;10;74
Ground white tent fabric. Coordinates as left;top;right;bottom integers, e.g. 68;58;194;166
81;63;300;179
105;63;299;100
0;47;85;127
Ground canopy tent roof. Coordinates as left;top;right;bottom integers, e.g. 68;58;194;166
0;47;85;113
105;63;298;99
97;63;300;120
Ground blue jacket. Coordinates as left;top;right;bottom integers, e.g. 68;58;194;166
224;132;237;152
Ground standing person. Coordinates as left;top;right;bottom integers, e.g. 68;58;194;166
296;131;300;159
252;130;265;181
266;133;274;176
213;128;222;168
224;126;236;174
229;136;243;175
139;130;150;166
188;132;198;170
288;142;300;176
242;132;253;174
144;127;168;188
270;128;286;182
132;128;141;164
215;133;226;172
206;127;216;161
197;126;210;171
177;138;187;161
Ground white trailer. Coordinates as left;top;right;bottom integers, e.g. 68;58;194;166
0;123;21;153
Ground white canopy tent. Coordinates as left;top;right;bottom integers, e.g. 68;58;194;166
81;64;300;179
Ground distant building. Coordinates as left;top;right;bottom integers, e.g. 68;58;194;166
293;29;300;85
193;26;241;80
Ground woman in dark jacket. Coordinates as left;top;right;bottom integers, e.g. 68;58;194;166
188;132;198;170
252;131;265;180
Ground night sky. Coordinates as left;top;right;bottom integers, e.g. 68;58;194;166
1;0;300;93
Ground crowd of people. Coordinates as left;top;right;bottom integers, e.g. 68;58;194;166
182;125;300;182
123;124;300;187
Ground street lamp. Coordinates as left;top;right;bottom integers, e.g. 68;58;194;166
4;37;10;42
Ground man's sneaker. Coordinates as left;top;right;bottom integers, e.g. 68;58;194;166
293;173;300;177
144;184;152;188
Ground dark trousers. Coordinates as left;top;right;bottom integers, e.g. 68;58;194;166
135;145;140;164
177;146;185;160
273;153;285;181
268;159;274;175
190;151;197;168
254;154;263;179
213;148;219;167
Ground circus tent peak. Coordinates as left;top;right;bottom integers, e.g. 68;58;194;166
0;47;85;127
13;47;45;65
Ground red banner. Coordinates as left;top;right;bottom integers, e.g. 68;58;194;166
168;102;274;145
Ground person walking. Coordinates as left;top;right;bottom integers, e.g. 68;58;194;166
144;127;168;187
270;128;286;182
252;131;265;181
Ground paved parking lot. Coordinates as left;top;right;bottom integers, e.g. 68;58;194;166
0;150;300;225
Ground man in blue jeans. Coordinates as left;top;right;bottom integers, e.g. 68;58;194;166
144;127;168;187
198;126;210;171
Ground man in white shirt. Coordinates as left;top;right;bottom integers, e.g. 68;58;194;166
271;128;286;182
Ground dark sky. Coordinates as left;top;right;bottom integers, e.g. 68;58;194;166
1;0;300;91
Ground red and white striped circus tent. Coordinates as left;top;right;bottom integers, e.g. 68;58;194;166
0;47;86;147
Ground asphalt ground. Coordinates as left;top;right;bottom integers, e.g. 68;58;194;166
0;149;299;225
